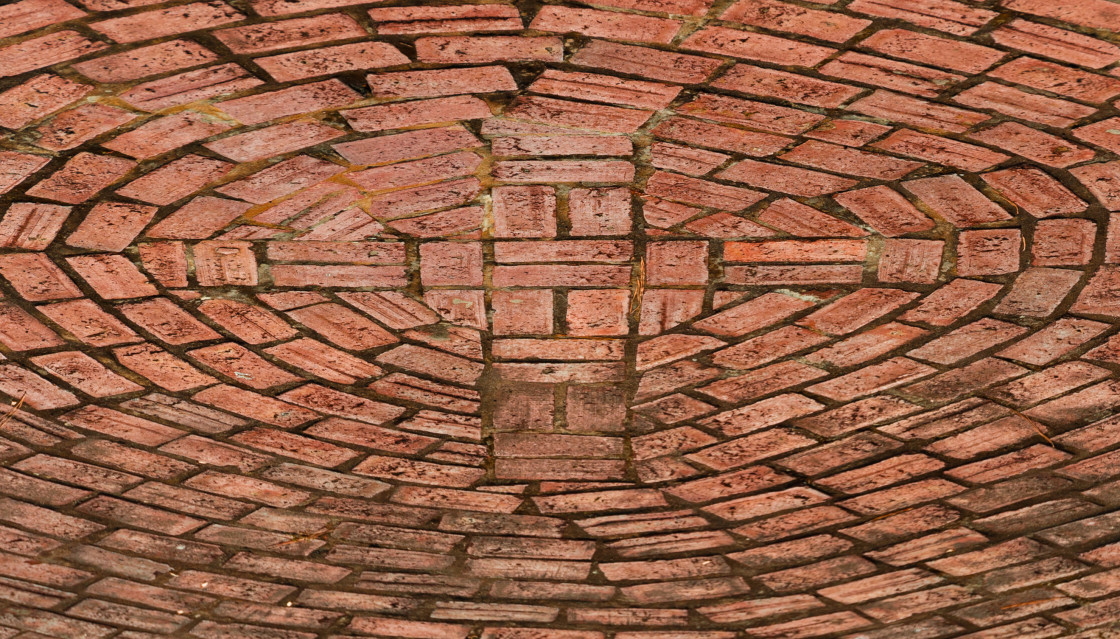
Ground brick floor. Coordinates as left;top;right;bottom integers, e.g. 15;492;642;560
1;0;1120;636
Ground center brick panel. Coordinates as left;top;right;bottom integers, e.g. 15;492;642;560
483;145;641;483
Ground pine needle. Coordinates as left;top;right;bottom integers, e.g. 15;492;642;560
0;394;26;430
274;526;332;547
630;256;645;320
1007;405;1056;448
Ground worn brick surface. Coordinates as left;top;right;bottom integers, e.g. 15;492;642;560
0;0;1118;636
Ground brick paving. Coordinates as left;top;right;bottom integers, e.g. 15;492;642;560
1;0;1120;636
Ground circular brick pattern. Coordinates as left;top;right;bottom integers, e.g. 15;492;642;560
2;0;1120;636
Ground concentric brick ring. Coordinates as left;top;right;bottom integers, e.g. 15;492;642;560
2;0;1120;636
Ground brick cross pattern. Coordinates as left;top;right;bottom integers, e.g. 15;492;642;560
2;0;1120;636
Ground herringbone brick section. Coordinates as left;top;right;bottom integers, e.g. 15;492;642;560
0;0;1120;636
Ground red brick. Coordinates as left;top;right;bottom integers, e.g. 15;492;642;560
571;40;721;84
863;28;1003;73
909;318;1029;364
33;103;135;151
653;116;790;156
256;41;408;82
0;253;81;301
0;0;86;40
708;326;823;370
797;289;917;336
191;241;258;287
495;241;631;265
981;166;1085;218
71;40;218;83
699;361;826;404
78;495;203;535
185;302;288;346
848;0;995;35
417;35;563;64
645;171;764;210
993;19;1120;69
188;342;298;389
345;96;490;133
26;153;135;204
822;51;964;98
956;82;1095;128
646;241;707;285
0;302;64;352
972;121;1094;168
531;6;681;44
567;290;630;336
68;255;157;299
780;140;921;179
990;57;1120;104
850;90;984;134
993;267;1081;317
873;129;1007;171
285;303;396;351
497;161;636;183
833;186;933;236
1003;326;1108;373
877;239;944;284
232;426;358;467
217;79;359;126
705;245;819;276
954;588;1075;627
683;26;834;66
807;357;935;401
693;292;812;337
118;63;264;111
204;120;344;162
560;190;631;237
335;126;481;167
367;4;522;34
1027;379;1120;427
714;64;862;109
90;1;243;43
508;95;652;134
903;357;1028;403
722;0;868;42
806;118;890;147
124;393;247;436
530;69;680;110
650;142;728;175
369;66;517;99
36;298;137;347
718;159;857;197
794;397;916;439
0;202;68;250
726;239;867;264
1072;161;1120;210
493;135;631;158
0;31;106;78
214;13;365;53
224;552;349;583
755;198;865;238
35;353;139;398
1004;0;1120;32
114;343;216;391
900;279;1002;326
957;229;1021;276
0;74;91;130
906;175;1012;227
8;5;1120;628
64;202;154;253
1032;218;1095;266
